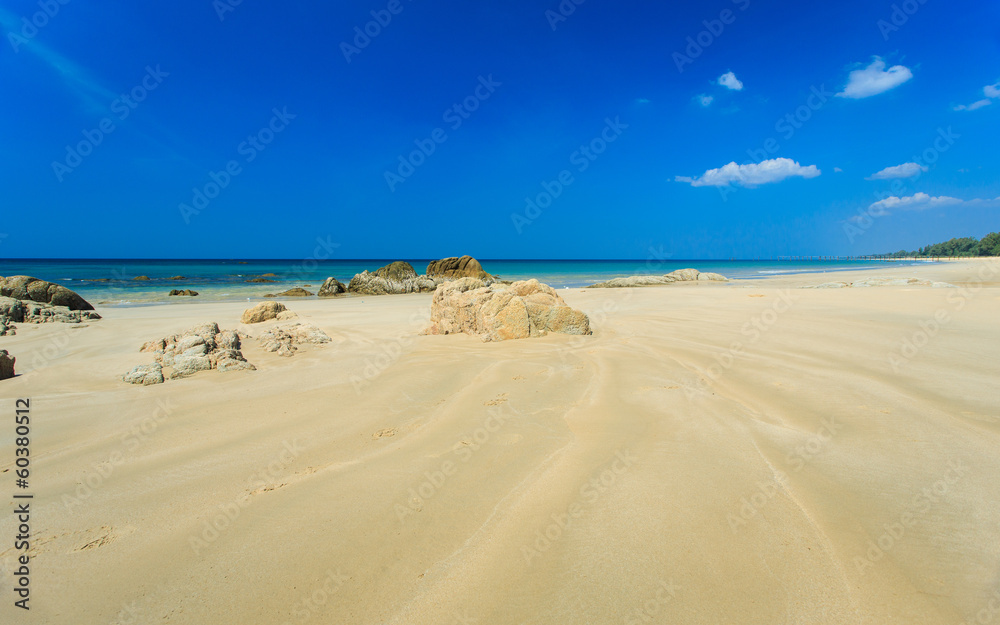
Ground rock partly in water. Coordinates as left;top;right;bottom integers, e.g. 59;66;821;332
426;255;494;281
123;363;164;386
134;276;151;281
423;278;591;342
168;289;199;296
131;322;255;383
587;268;727;288
246;277;276;283
0;350;14;380
250;322;333;357
318;277;347;297
0;275;95;310
241;301;287;324
276;288;313;297
168;276;186;280
348;261;440;295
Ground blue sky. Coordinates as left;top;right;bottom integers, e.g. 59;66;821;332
0;0;998;259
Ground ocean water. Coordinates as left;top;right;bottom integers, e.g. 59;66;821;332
0;259;931;306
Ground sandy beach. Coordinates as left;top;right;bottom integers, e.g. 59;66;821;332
2;259;999;624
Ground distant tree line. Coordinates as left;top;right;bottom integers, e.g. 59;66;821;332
888;231;1000;258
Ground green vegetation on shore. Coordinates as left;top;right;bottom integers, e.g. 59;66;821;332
887;231;1000;258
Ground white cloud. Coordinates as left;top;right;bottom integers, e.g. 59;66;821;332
954;99;992;112
865;162;928;180
867;193;961;215
695;94;714;107
675;157;821;188
635;98;651;105
836;57;913;99
717;71;743;91
834;167;843;173
954;81;1000;111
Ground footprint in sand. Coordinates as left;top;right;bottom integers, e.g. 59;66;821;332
73;526;116;552
250;483;287;496
749;294;765;298
512;375;525;381
484;393;508;406
373;428;397;440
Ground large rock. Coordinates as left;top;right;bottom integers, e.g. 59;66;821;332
587;275;677;288
348;261;439;295
241;301;287;324
318;277;347;297
423;278;591;342
587;269;727;288
0;295;100;327
0;350;14;380
0;276;95;310
426;255;494;281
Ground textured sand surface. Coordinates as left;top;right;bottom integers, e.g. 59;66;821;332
1;260;999;624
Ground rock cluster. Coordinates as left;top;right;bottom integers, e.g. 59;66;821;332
0;275;95;310
168;289;198;296
0;350;15;381
426;255;494;281
423;278;591;342
125;322;255;384
586;268;728;288
346;257;498;296
251;322;333;357
0;293;101;336
348;261;439;295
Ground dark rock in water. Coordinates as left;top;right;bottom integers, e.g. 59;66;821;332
276;288;313;297
246;278;276;283
318;277;347;297
261;273;278;277
0;275;95;311
134;276;151;281
0;350;14;380
168;289;199;296
426;255;494;281
375;261;418;282
168;276;186;280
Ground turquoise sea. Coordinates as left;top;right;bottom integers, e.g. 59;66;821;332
0;259;933;306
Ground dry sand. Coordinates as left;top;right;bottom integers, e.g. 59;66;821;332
1;260;999;624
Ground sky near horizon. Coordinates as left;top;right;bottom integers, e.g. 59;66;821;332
1;0;998;260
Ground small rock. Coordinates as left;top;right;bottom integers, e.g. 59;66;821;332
276;288;313;297
123;363;164;385
134;276;151;281
318;277;347;297
0;350;15;380
242;301;287;324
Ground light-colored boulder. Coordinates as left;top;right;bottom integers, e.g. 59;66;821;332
170;355;213;378
253;323;332;357
423;278;591;342
697;272;728;281
666;268;701;281
241;301;287;324
123;363;164;385
587;275;677;288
